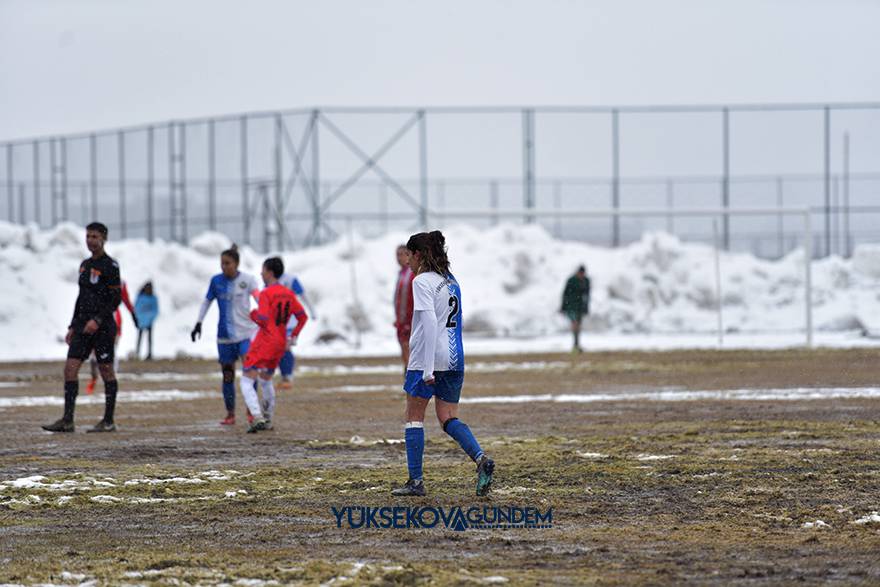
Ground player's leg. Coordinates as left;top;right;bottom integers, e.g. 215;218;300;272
43;327;92;431
278;350;294;390
220;362;237;425
217;343;238;424
571;314;583;352
146;327;153;360
435;372;494;496
43;357;85;432
237;339;255;424
86;352;98;394
136;328;143;359
240;364;266;433
258;370;276;429
88;327;119;432
392;370;432;496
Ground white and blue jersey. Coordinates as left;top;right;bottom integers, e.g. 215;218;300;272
198;271;260;344
407;271;465;374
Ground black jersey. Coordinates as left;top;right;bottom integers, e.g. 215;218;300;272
69;253;122;330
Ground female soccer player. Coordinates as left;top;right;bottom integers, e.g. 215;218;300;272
240;257;308;433
190;245;260;425
392;231;494;497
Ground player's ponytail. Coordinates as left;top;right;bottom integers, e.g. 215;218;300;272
221;243;240;265
406;231;450;276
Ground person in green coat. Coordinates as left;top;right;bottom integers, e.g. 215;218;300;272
561;265;591;352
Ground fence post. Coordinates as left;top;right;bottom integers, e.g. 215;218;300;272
418;109;428;229
804;210;813;348
311;110;321;245
490;180;499;226
274;113;284;250
118;131;126;238
32;141;40;226
823;106;831;257
776;176;784;258
240;116;249;246
611;109;620;246
5;144;12;222
522;109;535;224
89;134;98;221
18;183;26;223
147;126;154;242
208;119;216;232
843;131;851;257
721;107;730;250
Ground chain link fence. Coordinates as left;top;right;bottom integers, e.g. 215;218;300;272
2;104;879;257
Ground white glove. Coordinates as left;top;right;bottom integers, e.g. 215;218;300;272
287;335;298;348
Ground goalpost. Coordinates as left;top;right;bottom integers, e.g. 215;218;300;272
429;207;815;348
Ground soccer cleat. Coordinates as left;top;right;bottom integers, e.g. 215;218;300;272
220;415;236;426
42;418;74;433
475;455;495;496
263;419;274;431
278;379;292;391
85;378;97;395
391;478;426;497
246;419;267;434
87;420;117;433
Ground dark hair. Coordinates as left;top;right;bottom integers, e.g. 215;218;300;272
577;265;586;273
406;231;450;275
140;281;153;295
86;222;108;239
263;256;284;279
221;243;240;265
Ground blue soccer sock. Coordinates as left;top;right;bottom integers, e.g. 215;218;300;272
444;418;484;462
404;422;424;481
222;381;235;412
280;351;295;378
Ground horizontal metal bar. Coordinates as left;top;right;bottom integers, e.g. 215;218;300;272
4;101;880;145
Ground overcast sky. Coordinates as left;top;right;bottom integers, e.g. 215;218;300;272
1;0;879;141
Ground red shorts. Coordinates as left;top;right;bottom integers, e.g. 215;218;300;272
244;337;286;371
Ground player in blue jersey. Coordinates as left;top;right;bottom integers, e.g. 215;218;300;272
190;245;261;426
391;231;494;497
276;272;316;390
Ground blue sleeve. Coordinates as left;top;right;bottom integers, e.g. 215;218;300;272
291;277;304;295
205;277;216;301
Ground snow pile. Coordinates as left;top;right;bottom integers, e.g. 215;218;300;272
0;221;878;361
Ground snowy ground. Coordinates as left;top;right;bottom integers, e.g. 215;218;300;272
1;220;879;362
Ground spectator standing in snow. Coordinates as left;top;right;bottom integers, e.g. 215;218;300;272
134;282;159;360
561;265;591;353
393;245;415;369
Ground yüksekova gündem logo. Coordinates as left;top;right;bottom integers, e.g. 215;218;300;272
331;505;553;532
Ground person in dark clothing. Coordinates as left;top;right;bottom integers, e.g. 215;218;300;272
43;222;123;433
561;265;591;353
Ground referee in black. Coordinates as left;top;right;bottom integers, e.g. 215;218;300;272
43;222;123;433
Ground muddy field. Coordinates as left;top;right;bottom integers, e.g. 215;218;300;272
1;348;879;586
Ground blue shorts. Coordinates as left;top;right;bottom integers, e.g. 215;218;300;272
217;339;250;364
404;370;464;403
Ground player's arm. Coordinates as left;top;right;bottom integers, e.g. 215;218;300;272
412;278;436;383
121;282;139;328
288;297;308;343
249;290;270;328
89;262;122;332
415;310;437;383
192;281;214;341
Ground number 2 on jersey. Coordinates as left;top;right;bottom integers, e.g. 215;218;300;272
446;295;460;328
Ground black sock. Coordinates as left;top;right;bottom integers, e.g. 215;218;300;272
103;379;118;423
63;381;78;422
574;330;580;348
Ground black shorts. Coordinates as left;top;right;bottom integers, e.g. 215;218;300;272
67;323;117;363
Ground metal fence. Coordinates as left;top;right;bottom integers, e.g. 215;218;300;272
2;103;879;257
